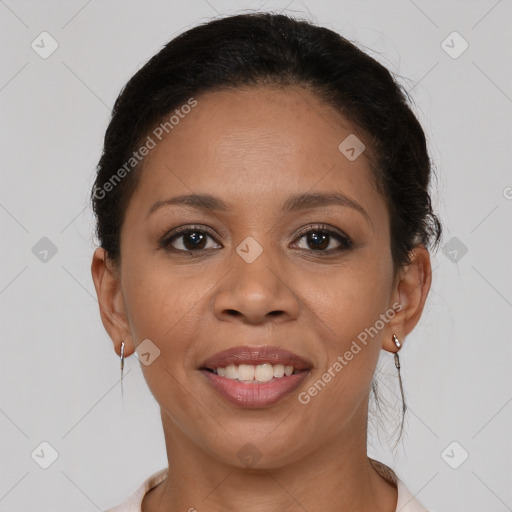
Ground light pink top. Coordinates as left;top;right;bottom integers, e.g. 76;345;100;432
104;460;431;512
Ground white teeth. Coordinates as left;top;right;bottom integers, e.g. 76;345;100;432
225;364;238;379
273;364;285;378
213;363;298;382
238;364;255;381
254;364;274;382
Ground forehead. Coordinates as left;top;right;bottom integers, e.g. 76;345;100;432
128;86;384;220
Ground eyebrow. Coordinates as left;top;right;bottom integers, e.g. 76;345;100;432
148;192;372;229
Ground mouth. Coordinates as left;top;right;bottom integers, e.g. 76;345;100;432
199;345;312;408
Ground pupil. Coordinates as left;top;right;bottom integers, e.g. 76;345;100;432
308;232;328;250
184;232;206;250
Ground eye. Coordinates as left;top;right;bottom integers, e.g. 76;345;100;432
291;224;352;253
158;225;222;253
158;223;352;255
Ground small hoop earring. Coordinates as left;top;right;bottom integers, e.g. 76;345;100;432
392;334;407;436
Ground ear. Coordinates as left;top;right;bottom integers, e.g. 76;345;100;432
91;247;135;357
382;245;432;353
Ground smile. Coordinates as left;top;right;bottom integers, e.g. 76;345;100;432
200;345;311;408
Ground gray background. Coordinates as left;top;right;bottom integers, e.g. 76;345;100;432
1;1;511;511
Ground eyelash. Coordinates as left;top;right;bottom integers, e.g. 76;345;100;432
158;223;353;255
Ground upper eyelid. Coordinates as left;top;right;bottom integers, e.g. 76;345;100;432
294;223;349;238
163;223;347;237
166;224;221;240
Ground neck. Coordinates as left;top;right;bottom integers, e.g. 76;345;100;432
142;409;398;512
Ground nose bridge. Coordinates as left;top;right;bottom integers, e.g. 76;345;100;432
213;237;300;323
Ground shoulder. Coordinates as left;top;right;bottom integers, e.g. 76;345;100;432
369;458;432;512
103;468;168;512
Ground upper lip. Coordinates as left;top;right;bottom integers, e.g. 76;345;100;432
201;345;312;371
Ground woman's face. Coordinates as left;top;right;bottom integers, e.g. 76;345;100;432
105;86;406;466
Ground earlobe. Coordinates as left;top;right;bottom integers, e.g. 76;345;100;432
91;247;134;357
383;245;432;352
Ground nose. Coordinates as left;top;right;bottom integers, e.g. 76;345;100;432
213;251;300;325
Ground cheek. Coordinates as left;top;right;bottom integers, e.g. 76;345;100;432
306;255;392;337
294;273;387;434
121;244;200;335
299;256;392;386
120;263;206;420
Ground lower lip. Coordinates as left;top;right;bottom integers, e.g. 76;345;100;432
201;369;309;408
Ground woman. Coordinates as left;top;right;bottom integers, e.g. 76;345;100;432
91;12;442;512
